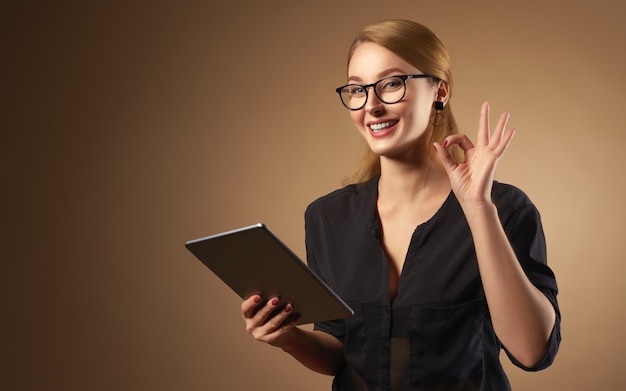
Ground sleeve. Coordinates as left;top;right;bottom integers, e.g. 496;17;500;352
304;203;347;342
500;202;562;371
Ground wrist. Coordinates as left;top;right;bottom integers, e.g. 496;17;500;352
460;200;498;221
279;326;303;353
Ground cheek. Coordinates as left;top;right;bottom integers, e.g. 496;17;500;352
410;97;434;123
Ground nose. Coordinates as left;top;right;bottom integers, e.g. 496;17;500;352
363;88;385;115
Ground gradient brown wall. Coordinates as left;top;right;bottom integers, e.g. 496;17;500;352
2;1;625;390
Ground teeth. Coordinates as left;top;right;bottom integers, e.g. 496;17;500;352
369;121;395;131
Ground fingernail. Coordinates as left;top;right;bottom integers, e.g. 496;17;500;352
253;296;261;304
271;298;279;306
441;140;448;148
284;304;292;312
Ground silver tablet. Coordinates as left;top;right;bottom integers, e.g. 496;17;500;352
185;223;353;325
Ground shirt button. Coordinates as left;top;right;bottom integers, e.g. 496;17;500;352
384;307;391;314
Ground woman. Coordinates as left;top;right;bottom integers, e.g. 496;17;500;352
241;19;560;390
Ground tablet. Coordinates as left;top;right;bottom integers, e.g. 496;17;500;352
185;223;353;325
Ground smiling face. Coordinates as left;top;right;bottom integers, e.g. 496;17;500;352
347;42;443;162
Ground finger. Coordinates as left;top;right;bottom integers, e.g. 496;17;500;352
432;142;457;173
244;296;282;335
442;134;475;152
241;295;263;319
477;101;490;146
491;111;510;146
255;303;297;338
266;303;297;330
494;128;516;157
253;297;283;323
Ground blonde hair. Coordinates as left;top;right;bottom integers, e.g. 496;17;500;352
344;19;461;184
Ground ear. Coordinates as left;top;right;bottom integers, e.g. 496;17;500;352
435;80;450;106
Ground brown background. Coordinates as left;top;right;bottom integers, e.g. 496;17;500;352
2;0;625;390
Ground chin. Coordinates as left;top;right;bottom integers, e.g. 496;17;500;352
367;140;416;158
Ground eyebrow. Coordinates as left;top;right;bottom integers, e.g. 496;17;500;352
347;67;410;83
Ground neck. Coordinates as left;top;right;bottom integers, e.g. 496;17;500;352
378;150;450;206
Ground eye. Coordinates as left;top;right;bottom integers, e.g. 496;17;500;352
347;85;365;95
381;77;403;91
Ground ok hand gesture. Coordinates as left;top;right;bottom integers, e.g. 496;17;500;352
433;101;516;210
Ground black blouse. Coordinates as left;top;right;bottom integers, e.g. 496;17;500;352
305;177;561;391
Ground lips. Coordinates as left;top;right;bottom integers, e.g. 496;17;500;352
367;120;398;138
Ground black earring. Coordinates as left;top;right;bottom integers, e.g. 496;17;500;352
431;101;445;127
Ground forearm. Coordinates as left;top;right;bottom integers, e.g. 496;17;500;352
280;328;345;376
464;202;556;367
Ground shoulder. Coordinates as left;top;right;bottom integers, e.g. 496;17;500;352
492;181;534;208
491;181;542;225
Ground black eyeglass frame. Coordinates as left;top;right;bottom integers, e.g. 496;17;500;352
335;74;435;110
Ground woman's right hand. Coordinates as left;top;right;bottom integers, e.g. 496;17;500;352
242;295;345;375
241;295;300;348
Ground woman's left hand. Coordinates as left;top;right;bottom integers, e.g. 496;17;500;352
433;101;516;210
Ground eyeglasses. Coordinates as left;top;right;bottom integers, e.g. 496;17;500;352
335;74;434;110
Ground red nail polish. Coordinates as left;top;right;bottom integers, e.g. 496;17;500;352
441;140;448;148
253;296;261;304
284;304;292;312
271;298;279;306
